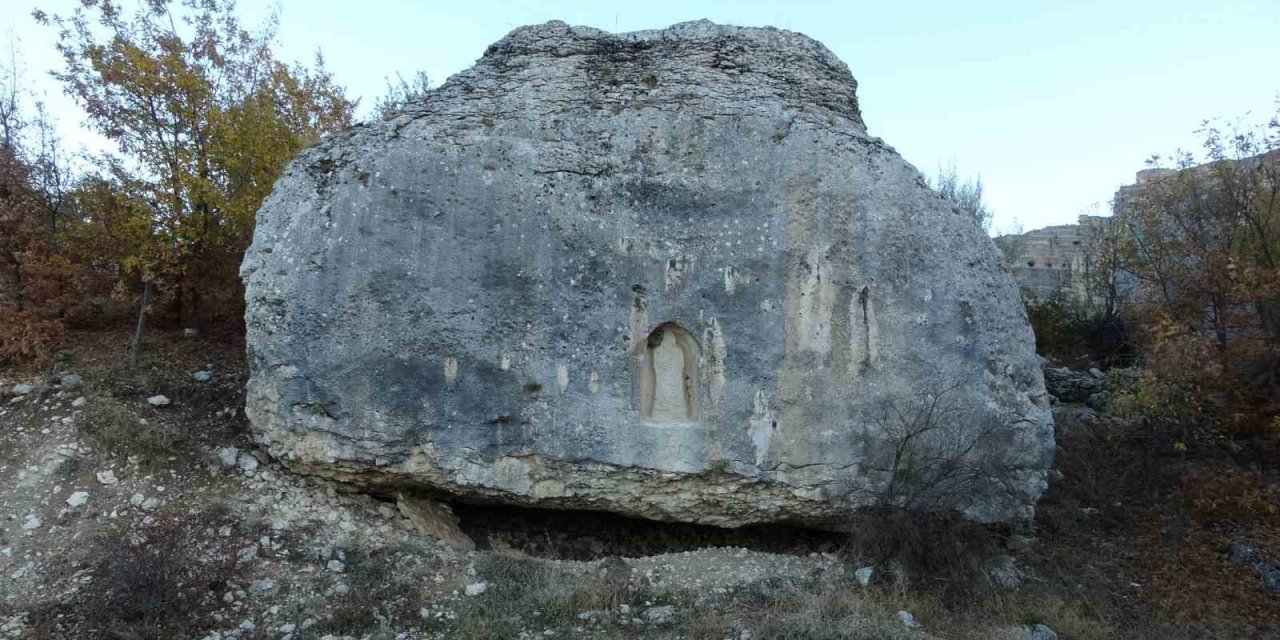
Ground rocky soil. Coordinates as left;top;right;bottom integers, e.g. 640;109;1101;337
4;331;1272;639
0;332;1075;640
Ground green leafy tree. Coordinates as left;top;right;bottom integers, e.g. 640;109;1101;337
35;0;356;354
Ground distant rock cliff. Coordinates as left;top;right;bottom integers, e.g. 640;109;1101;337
241;20;1053;526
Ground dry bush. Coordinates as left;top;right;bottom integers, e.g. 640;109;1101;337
448;554;653;637
842;510;999;605
1180;460;1280;528
78;397;192;466
313;546;437;636
73;507;240;639
0;309;66;364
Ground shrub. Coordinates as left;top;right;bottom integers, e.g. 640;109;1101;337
843;511;998;604
0;309;66;364
76;507;240;639
1025;294;1135;366
1180;460;1280;527
79;397;192;466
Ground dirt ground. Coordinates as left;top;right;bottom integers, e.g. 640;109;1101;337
0;330;1276;639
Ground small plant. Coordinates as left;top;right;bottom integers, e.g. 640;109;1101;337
75;507;240;639
79;397;192;466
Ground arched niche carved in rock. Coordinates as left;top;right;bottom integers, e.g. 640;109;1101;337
639;323;700;422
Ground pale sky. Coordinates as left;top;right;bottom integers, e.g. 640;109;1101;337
3;0;1278;234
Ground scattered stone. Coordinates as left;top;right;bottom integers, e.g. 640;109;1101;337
985;555;1024;590
60;374;83;389
1030;623;1059;640
238;452;260;473
253;578;280;596
71;397;87;408
327;559;345;573
193;370;213;383
1262;565;1280;595
183;328;201;340
896;610;921;629
1228;541;1265;569
854;566;873;587
140;497;159;512
66;491;90;508
147;395;171;407
641;605;675;625
464;581;487;597
279;623;297;634
12;383;32;396
22;514;40;531
96;470;119;485
217;447;240;468
236;546;259;564
396;493;475;551
239;619;256;631
1088;367;1105;379
128;493;145;507
1227;541;1280;595
1043;367;1102;403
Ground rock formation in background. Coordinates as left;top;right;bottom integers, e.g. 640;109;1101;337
241;20;1054;527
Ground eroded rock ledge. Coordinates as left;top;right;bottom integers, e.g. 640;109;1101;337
241;20;1053;527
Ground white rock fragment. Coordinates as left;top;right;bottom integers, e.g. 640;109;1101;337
217;446;239;468
854;566;873;586
12;383;32;395
253;578;279;596
193;370;213;382
897;610;921;629
642;605;676;625
237;452;260;473
464;581;488;596
96;470;119;485
66;491;90;508
71;396;87;408
327;559;345;573
22;514;40;531
147;395;170;407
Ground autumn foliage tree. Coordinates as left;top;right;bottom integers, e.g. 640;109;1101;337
0;53;78;363
34;0;355;342
1114;103;1280;438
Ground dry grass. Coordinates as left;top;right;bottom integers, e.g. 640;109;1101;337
78;396;193;467
24;504;246;640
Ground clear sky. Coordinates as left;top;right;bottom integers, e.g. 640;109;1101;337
3;0;1277;234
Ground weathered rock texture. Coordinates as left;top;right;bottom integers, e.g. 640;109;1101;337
242;20;1054;526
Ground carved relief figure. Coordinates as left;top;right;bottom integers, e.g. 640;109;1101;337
639;323;700;422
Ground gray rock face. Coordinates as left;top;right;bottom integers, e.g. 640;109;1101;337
241;20;1053;526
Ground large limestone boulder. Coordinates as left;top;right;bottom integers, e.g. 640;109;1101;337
241;20;1053;526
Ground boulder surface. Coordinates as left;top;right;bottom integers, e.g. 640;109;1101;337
242;20;1053;526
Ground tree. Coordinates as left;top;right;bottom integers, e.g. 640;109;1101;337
1116;107;1280;351
0;42;77;363
993;218;1026;265
1112;102;1280;437
931;160;993;232
35;0;356;344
